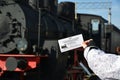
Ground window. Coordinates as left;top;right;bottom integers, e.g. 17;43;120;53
91;19;100;34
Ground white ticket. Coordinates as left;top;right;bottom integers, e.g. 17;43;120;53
58;34;84;53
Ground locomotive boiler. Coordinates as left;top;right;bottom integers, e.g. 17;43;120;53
0;0;75;54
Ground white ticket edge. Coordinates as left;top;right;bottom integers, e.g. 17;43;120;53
58;34;84;53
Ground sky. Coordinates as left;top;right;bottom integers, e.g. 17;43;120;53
58;0;120;29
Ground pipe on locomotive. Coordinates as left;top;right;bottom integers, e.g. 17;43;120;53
37;0;41;54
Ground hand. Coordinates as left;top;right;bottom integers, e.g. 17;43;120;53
81;39;93;49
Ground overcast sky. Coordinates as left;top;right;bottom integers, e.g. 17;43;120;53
58;0;120;29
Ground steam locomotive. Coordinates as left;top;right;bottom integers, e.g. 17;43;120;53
0;0;80;80
0;0;120;80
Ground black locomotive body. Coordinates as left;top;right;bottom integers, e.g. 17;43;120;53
0;0;120;80
0;0;80;80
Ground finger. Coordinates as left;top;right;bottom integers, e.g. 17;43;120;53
85;39;93;43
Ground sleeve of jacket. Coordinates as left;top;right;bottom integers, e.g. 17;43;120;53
83;46;120;80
